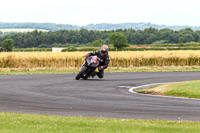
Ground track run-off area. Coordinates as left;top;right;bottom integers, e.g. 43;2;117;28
0;72;200;121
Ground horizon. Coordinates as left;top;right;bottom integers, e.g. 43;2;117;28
0;21;200;27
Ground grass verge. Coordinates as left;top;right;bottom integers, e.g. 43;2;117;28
0;113;200;133
0;70;78;75
1;66;200;75
137;80;200;99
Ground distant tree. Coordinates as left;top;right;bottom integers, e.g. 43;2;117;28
179;37;184;44
109;32;129;49
1;27;200;48
152;40;167;44
2;39;15;51
38;44;48;48
91;39;104;47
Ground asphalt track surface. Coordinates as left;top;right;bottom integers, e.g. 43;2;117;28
0;72;200;121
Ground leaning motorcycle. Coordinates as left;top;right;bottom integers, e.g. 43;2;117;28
75;56;101;80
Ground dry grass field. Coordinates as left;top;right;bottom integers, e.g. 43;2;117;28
0;51;200;70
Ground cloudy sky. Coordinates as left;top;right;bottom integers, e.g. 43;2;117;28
1;0;200;26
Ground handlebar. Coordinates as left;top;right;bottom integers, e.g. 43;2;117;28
84;55;103;62
97;57;103;62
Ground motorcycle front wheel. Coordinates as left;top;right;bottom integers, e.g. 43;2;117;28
75;66;87;80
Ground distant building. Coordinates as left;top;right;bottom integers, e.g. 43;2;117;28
52;47;65;52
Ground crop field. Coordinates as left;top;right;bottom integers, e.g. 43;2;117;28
0;51;200;69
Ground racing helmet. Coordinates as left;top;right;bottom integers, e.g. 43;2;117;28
100;45;109;55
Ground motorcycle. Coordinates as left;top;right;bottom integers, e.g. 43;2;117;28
75;56;102;80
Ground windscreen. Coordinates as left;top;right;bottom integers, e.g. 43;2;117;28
86;56;99;67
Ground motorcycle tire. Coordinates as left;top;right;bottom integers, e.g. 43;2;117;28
83;71;91;80
75;66;87;80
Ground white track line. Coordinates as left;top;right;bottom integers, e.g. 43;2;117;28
128;82;200;101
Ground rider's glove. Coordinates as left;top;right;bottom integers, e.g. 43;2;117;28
98;66;104;70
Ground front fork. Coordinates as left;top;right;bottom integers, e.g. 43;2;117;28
79;62;97;79
79;62;86;72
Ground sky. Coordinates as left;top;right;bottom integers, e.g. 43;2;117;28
1;0;200;26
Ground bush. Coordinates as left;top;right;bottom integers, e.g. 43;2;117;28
65;46;77;51
13;48;52;52
2;39;15;51
152;40;167;44
61;49;67;52
78;47;98;51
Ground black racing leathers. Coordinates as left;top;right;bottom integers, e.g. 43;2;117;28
88;50;110;78
88;50;110;69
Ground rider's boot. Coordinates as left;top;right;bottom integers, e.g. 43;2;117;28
91;71;96;78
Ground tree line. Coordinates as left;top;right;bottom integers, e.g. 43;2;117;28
0;28;200;48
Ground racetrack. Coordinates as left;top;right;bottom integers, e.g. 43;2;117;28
0;72;200;121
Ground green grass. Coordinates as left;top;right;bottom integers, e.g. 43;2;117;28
0;113;200;133
0;70;78;75
1;67;200;75
137;80;200;99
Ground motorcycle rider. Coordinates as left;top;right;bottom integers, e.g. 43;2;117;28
84;45;110;78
